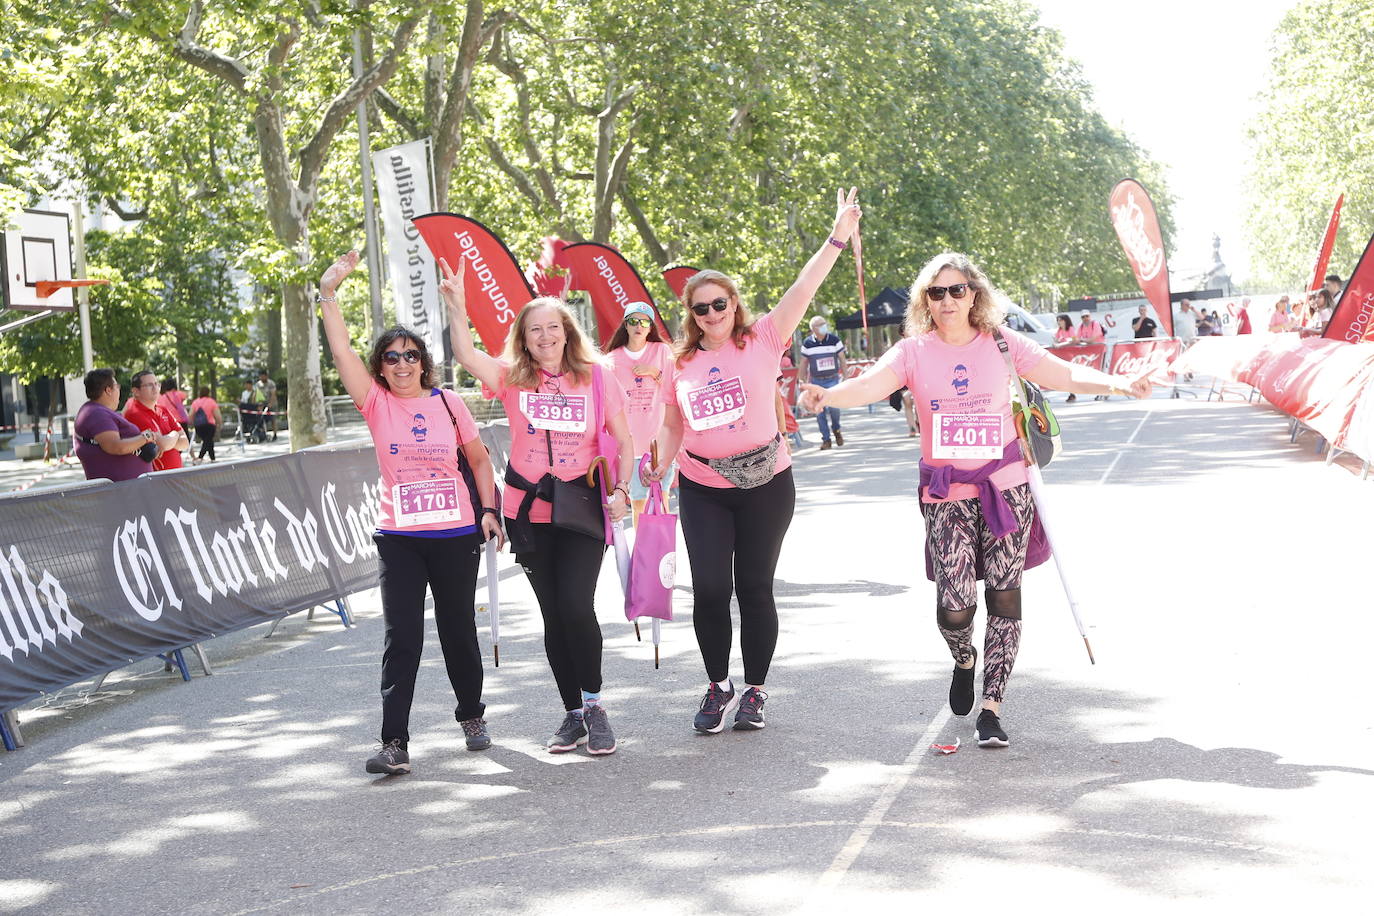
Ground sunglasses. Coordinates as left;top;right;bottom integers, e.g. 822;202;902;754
624;316;652;328
382;349;422;366
691;297;729;316
927;283;970;302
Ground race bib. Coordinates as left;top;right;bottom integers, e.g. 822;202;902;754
519;391;587;432
814;356;837;373
393;478;465;527
683;377;747;431
932;414;1003;459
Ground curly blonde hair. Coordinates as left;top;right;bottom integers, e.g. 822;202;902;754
501;297;603;389
903;252;1009;338
673;269;756;365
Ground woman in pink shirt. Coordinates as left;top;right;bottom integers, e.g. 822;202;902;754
606;300;674;520
648;188;862;735
443;257;633;758
319;251;503;777
1052;314;1075;344
187;388;221;463
803;251;1149;748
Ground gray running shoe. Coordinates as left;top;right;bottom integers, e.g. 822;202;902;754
547;712;588;753
460;716;491;751
365;738;410;775
583;704;617;756
733;687;768;730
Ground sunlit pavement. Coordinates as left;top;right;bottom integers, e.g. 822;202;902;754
1;386;1371;914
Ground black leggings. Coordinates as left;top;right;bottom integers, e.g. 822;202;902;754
678;467;794;685
373;531;485;745
195;423;216;461
517;523;606;711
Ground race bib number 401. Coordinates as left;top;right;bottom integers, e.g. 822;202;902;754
932;414;1003;459
684;377;747;430
519;391;588;432
393;478;465;527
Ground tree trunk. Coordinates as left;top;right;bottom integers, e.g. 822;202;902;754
283;277;326;449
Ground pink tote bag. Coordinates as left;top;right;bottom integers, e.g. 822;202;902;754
625;469;676;622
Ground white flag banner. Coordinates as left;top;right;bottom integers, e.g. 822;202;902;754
373;138;442;351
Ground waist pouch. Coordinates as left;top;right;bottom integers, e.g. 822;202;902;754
687;433;781;490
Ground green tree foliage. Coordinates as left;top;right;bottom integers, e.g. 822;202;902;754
1245;0;1374;287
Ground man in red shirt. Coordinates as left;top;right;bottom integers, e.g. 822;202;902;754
125;370;188;470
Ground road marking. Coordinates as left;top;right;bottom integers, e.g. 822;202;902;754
1097;408;1153;485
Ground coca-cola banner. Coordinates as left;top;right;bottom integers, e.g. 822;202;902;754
0;446;381;709
1246;337;1374;442
1048;343;1108;371
662;265;701;301
558;243;672;346
1323;231;1374;343
1109;179;1173;338
413;214;534;354
1310;194;1343;294
1106;338;1182;383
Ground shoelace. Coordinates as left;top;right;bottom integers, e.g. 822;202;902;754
700;685;728;713
740;690;766;713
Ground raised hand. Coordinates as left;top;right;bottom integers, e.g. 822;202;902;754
320;250;360;297
439;256;466;309
832;187;862;243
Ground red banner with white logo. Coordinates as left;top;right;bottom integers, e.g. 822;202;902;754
1323;231;1374;343
1048;342;1108;376
662;265;700;301
1109;179;1173;338
1310;194;1343;293
1106;338;1181;383
558;242;671;347
412;213;533;354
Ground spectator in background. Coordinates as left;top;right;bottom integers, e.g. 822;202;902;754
73;368;167;483
1269;297;1292;332
1236;298;1253;334
157;378;190;435
1131;305;1157;339
254;369;279;442
1311;289;1335;333
239;379;262;443
1325;273;1343;303
125;370;187;471
1053;314;1075;344
1176;300;1198;345
1208;309;1224;335
189;386;222;463
799;314;848;449
1075;310;1105;343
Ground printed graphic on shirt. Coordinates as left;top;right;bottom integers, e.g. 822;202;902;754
410;413;428;442
682;371;748;431
519;390;588;432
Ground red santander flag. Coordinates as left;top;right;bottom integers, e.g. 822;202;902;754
558;242;672;347
1109;179;1173;338
1323;231;1374;342
412;213;534;354
1309;194;1343;294
662;265;700;301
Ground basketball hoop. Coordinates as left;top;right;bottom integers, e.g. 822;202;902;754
34;278;108;299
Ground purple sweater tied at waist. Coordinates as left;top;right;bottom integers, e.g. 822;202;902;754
918;440;1024;538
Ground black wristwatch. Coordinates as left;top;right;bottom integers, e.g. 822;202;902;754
482;507;500;517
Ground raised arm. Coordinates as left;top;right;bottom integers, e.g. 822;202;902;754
440;257;505;392
801;364;902;411
318;251;377;408
1023;355;1150;399
770;188;864;334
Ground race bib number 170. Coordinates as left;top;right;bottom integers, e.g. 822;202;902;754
683;377;747;431
393;478;465;527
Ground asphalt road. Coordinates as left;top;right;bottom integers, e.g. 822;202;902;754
1;387;1371;913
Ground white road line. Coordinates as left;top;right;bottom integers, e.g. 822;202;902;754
1096;408;1153;485
809;708;953;898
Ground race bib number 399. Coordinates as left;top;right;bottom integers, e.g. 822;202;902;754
519;391;588;432
933;414;1003;459
393;478;465;527
684;377;747;430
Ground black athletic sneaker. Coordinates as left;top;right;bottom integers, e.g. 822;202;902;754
460;716;491;751
584;704;617;756
975;709;1009;748
733;687;768;730
547;712;588;753
949;648;977;716
693;682;740;734
365;738;411;775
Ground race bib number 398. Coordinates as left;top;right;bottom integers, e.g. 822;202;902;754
393;478;465;527
932;414;1003;459
683;377;747;430
519;391;588;432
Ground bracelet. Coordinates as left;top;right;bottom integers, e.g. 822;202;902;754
482;507;500;517
315;293;336;302
613;485;629;498
827;236;846;250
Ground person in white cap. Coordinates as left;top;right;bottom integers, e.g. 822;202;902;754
799;314;848;448
606;301;675;520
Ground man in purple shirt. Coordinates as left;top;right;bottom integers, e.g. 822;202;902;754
73;368;173;482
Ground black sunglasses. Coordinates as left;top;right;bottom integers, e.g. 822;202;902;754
624;316;652;327
382;349;422;366
927;283;970;302
691;297;729;316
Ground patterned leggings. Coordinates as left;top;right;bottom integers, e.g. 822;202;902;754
920;484;1035;703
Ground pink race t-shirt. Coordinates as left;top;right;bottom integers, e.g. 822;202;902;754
876;328;1048;503
361;383;480;533
608;340;672;457
188;397;218;425
486;362;626;523
661;312;793;488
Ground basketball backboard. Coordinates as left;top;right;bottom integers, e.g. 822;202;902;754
2;209;75;311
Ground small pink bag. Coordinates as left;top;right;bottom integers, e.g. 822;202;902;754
625;461;676;622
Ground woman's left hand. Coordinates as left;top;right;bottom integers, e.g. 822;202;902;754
633;365;660;380
608;490;629;522
320;250;360;297
480;512;505;549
